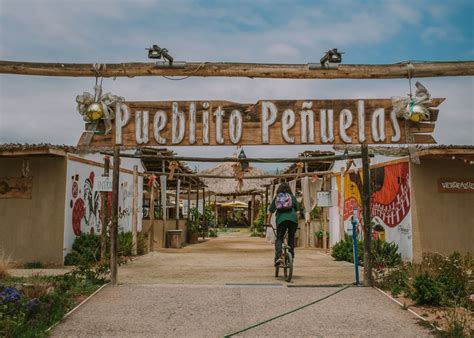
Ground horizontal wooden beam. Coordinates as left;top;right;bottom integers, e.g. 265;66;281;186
146;170;333;180
1;60;473;79
109;152;371;163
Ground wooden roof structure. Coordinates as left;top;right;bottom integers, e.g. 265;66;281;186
138;147;205;188
200;162;272;196
271;150;335;185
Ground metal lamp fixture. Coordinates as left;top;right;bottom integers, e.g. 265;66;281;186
147;44;186;68
147;45;174;63
308;48;344;70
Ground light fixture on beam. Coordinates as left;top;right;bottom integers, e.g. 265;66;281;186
308;48;344;70
146;44;186;68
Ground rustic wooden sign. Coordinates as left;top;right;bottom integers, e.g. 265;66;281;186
438;178;474;193
0;177;33;199
78;98;443;147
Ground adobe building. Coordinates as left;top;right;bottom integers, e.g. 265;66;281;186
0;144;144;265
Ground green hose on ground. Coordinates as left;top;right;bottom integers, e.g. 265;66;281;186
224;284;352;337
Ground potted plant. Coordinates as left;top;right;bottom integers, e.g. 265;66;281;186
187;207;200;244
314;230;330;248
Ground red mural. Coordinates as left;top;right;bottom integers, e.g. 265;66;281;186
370;162;410;228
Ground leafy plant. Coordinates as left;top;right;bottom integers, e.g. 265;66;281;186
118;231;146;257
64;233;100;266
372;240;402;270
412;272;445;306
0;262;108;337
331;235;363;264
310;207;322;220
314;230;329;239
208;228;218;237
187;207;201;234
252;204;266;236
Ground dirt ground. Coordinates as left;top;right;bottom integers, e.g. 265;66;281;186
118;231;362;285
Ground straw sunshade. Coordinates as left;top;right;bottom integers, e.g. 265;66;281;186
220;201;248;208
200;162;272;195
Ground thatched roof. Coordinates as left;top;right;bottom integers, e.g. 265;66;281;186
0;143;78;157
200;162;272;195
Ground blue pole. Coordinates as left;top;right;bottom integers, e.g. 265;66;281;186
352;208;360;285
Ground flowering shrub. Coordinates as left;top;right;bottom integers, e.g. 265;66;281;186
0;263;108;337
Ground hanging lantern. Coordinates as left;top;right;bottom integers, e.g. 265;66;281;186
238;148;249;172
86;102;104;121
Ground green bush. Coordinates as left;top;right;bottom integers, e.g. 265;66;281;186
331;235;363;264
117;231;146;257
412;272;445;306
379;265;411;297
372;240;402;270
252;204;267;236
208;229;218;237
64;233;100;266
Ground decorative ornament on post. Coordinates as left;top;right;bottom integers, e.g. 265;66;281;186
76;64;124;142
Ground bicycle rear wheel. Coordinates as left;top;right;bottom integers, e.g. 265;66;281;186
284;252;293;282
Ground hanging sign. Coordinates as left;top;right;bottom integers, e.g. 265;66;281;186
0;177;33;199
78;98;443;147
94;176;113;192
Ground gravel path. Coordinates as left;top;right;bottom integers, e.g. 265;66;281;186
118;233;359;285
51;233;433;337
51;284;433;337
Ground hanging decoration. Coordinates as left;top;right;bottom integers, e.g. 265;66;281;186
76;65;124;139
392;81;432;123
232;162;244;192
168;161;179;180
295;162;304;178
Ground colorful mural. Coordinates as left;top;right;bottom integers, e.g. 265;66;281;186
63;154;143;257
336;161;412;260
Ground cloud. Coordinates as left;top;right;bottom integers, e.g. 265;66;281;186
0;0;473;172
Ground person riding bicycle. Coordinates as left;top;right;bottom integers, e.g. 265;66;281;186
267;182;299;267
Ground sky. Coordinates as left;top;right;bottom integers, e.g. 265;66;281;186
0;0;473;170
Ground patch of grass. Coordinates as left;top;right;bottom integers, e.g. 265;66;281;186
24;261;44;269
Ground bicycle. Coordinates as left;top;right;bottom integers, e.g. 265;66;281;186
267;224;293;282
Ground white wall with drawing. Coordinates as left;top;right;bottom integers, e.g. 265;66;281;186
63;153;143;256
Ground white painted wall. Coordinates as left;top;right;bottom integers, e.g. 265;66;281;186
63;153;144;257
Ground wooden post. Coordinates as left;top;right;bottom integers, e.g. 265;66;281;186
187;178;191;221
264;186;269;216
202;187;206;210
100;156;110;260
149;180;155;252
250;193;255;229
361;143;373;286
131;165;138;256
322;176;328;253
110;146;120;286
175;179;180;230
202;186;206;238
339;166;345;241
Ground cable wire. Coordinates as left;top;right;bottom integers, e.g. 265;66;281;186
224;284;352;337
